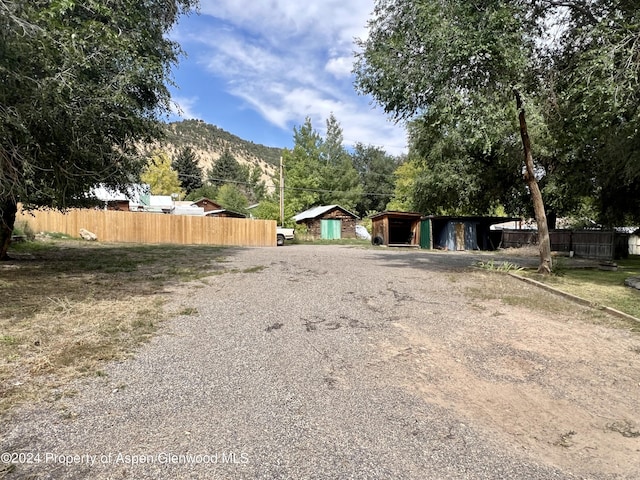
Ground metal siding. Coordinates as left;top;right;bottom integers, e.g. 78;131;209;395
464;223;478;250
440;223;456;250
420;220;431;249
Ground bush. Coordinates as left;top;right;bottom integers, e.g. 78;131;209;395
12;220;35;241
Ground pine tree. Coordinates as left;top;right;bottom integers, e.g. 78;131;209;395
172;147;203;195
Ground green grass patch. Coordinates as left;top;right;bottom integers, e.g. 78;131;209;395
0;239;228;416
519;256;640;318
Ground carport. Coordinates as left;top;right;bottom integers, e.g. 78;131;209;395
370;211;422;247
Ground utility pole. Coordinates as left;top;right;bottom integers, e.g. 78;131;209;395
279;156;284;226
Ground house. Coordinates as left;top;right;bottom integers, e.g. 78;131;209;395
172;201;205;216
192;197;223;213
91;184;148;211
105;200;131;212
370;211;422;247
294;205;359;240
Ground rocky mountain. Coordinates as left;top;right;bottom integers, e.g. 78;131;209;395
147;119;282;188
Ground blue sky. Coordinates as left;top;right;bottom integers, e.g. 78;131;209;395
167;0;408;156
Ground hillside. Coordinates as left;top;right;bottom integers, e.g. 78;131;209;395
146;119;282;188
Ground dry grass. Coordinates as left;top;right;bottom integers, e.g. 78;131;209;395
466;271;576;316
467;269;640;332
521;256;640;319
0;239;228;416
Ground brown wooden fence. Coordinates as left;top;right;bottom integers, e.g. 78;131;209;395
500;229;629;260
17;208;276;247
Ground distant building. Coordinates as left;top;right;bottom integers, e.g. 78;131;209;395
192;197;223;213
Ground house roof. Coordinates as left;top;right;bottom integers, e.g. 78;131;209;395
91;184;149;203
294;205;359;222
205;209;247;218
370;211;423;220
192;197;221;206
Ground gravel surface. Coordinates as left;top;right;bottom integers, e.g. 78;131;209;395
2;245;638;479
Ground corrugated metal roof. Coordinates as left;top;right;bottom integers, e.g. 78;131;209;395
294;205;358;222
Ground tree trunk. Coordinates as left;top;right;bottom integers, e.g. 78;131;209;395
0;198;17;261
514;90;553;274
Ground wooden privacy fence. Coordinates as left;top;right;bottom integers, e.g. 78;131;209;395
17;208;276;247
501;229;629;260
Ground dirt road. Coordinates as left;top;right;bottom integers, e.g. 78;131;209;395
2;245;639;479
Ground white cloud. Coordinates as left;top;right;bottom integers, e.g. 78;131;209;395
325;56;353;79
175;0;407;155
170;96;200;119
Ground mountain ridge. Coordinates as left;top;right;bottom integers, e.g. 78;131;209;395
147;119;283;188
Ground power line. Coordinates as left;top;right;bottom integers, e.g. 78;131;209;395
175;173;397;198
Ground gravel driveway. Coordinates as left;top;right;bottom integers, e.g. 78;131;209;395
2;245;639;479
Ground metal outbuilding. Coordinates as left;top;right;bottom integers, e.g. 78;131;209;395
371;211;521;250
427;216;520;251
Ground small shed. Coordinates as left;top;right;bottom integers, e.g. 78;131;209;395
192;197;223;213
294;205;359;240
426;216;521;251
370;211;422;247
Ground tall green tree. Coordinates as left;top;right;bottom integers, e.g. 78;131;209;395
0;0;197;259
282;117;324;214
387;158;420;212
207;149;245;187
546;1;640;225
318;114;362;211
172;146;203;195
215;184;248;215
351;143;398;216
246;165;267;204
354;1;554;272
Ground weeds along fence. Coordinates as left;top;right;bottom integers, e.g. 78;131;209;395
17;208;276;247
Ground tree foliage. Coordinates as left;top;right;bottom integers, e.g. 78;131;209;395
172;146;203;195
207;149;245;187
141;151;184;197
546;1;640;224
282;117;324;215
215;184;248;215
318;114;363;211
205;148;265;205
282;116;364;217
355;0;640;227
351;143;399;215
0;0;197;258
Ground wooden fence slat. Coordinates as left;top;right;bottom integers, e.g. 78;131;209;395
17;208;276;247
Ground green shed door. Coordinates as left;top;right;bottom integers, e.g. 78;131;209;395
420;219;431;249
321;219;341;240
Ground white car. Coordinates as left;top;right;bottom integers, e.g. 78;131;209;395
356;225;371;241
